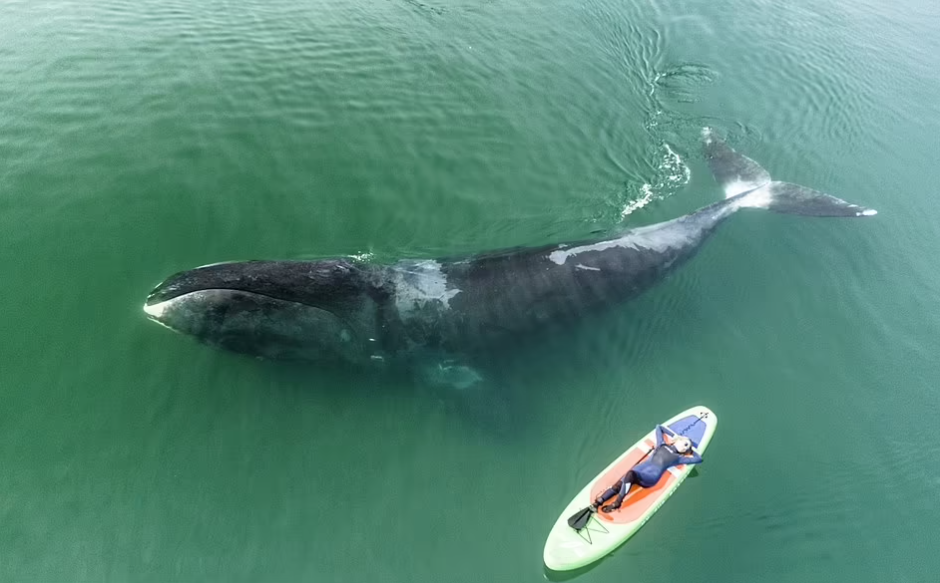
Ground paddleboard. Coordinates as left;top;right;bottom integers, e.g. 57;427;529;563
543;405;717;572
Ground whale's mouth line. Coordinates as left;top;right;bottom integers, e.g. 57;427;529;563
144;287;331;312
143;288;353;336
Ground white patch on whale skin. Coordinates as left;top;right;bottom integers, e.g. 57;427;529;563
724;179;769;199
144;300;169;319
575;264;601;272
548;220;690;266
143;299;177;331
860;209;877;216
392;260;461;314
734;184;773;209
193;261;237;270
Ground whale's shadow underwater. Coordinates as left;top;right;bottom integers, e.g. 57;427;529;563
143;130;876;392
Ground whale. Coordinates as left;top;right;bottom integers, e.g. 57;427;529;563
143;130;876;387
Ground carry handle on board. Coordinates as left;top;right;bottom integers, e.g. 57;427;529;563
566;413;707;531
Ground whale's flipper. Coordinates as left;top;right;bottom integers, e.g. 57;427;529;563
416;358;485;391
702;128;877;217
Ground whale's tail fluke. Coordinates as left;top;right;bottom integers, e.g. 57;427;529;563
702;128;876;217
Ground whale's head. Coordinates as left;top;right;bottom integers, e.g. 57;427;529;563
144;260;376;362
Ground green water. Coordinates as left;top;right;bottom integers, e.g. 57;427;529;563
3;0;940;581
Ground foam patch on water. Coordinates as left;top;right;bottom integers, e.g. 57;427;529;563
622;143;690;217
622;184;656;217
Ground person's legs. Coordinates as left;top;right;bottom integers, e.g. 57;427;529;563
594;485;619;506
594;470;632;505
601;471;637;511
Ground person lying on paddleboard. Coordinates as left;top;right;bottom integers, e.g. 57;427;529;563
593;425;703;513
